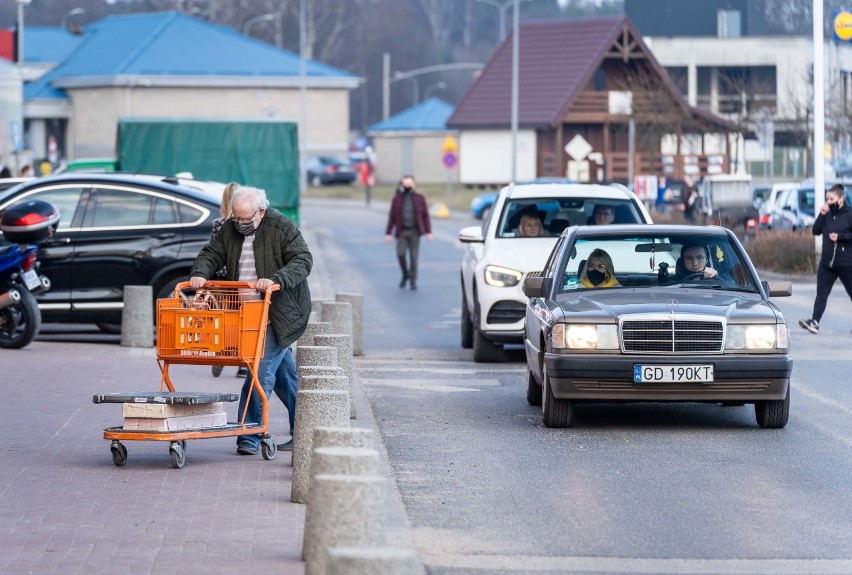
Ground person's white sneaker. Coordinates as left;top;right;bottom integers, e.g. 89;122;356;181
798;318;819;334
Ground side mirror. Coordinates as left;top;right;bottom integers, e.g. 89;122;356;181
458;225;484;243
523;273;551;298
762;280;792;297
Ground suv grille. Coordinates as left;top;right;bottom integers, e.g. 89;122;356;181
486;300;526;324
621;320;724;353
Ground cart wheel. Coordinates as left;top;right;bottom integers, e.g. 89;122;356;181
169;443;186;469
111;443;127;467
211;365;223;377
261;439;277;461
180;440;187;452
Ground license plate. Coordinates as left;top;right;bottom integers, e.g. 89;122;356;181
21;269;41;291
634;364;714;383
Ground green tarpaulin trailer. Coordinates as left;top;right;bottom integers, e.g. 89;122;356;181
117;118;300;221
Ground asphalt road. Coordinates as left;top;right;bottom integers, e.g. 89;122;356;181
302;197;852;575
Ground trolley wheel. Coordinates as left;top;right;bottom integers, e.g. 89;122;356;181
111;442;127;467
180;440;187;452
169;442;186;469
261;439;277;460
211;365;223;377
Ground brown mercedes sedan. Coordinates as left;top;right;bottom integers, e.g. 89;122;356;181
523;224;792;429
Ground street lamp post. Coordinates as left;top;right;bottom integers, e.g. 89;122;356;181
475;0;530;42
423;81;446;100
242;13;282;48
511;0;519;181
16;0;32;65
61;7;85;30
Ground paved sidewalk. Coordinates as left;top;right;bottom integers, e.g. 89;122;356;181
0;220;406;575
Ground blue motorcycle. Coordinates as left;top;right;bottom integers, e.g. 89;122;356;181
0;200;59;348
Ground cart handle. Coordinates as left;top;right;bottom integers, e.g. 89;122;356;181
174;280;281;296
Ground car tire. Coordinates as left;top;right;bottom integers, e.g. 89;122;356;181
473;324;502;363
754;385;790;429
526;368;542;406
157;275;194;302
542;366;573;428
460;293;473;349
310;175;322;187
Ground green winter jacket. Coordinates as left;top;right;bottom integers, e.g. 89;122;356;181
189;208;312;349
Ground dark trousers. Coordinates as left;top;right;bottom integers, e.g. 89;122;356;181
396;228;421;282
811;264;852;322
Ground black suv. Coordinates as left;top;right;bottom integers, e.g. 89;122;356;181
0;174;220;330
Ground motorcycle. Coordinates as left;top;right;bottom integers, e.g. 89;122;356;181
0;200;60;349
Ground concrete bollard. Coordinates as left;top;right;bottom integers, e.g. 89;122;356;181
297;321;332;349
291;389;349;504
299;365;344;382
311;297;331;320
307;447;379;504
121;285;154;348
320;301;353;338
335;293;364;356
326;546;423;575
298;375;349;393
302;474;386;575
314;334;355;419
296;345;337;369
312;426;373;452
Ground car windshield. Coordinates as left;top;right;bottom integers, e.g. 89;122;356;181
797;188;815;215
496;197;644;238
557;232;759;293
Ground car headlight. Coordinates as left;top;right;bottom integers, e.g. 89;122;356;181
552;324;619;350
484;265;523;287
726;324;788;350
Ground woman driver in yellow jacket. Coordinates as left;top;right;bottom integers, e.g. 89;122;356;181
579;248;620;288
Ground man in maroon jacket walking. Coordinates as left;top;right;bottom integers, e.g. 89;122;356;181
385;175;432;290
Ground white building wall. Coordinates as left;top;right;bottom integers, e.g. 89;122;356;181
458;129;537;185
67;86;350;159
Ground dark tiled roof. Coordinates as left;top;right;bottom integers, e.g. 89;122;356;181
448;15;739;133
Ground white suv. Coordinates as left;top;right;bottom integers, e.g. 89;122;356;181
458;182;652;362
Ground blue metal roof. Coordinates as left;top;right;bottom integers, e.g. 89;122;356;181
368;98;455;132
23;26;83;63
26;11;355;101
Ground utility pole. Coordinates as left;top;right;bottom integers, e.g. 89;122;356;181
510;0;519;182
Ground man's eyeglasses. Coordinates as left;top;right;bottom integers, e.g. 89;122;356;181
587;262;607;271
230;209;259;224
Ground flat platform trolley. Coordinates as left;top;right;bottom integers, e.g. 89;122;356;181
93;281;280;468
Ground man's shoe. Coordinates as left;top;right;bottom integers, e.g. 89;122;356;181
399;276;407;288
798;318;819;334
236;367;248;378
236;441;259;455
410;282;417;291
277;439;294;451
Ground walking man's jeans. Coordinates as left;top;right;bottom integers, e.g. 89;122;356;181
396;228;421;282
237;325;296;448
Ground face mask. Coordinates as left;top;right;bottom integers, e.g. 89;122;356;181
587;269;606;285
830;202;841;214
402;186;413;193
236;221;256;236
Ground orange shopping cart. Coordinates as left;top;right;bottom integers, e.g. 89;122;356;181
93;281;280;469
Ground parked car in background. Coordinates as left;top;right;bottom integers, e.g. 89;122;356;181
753;182;797;230
0;174;220;332
306;156;357;187
768;186;815;231
459;181;652;362
54;157;118;174
522;224;792;429
470;191;498;219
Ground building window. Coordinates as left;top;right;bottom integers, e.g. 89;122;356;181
717;10;742;38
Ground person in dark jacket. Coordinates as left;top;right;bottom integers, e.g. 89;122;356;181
384;175;432;290
799;184;852;334
189;186;312;454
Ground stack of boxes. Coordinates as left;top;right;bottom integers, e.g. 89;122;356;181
122;401;228;431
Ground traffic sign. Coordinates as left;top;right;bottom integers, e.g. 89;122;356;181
442;135;458;154
443;151;458;169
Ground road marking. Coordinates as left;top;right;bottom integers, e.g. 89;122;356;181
360;378;500;393
420;553;852;574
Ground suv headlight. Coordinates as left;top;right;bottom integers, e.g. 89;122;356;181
552;324;619;350
484;265;523;287
726;324;788;350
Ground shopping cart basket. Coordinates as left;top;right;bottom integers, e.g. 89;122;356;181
93;281;280;468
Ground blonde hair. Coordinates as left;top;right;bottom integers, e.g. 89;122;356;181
220;182;239;219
